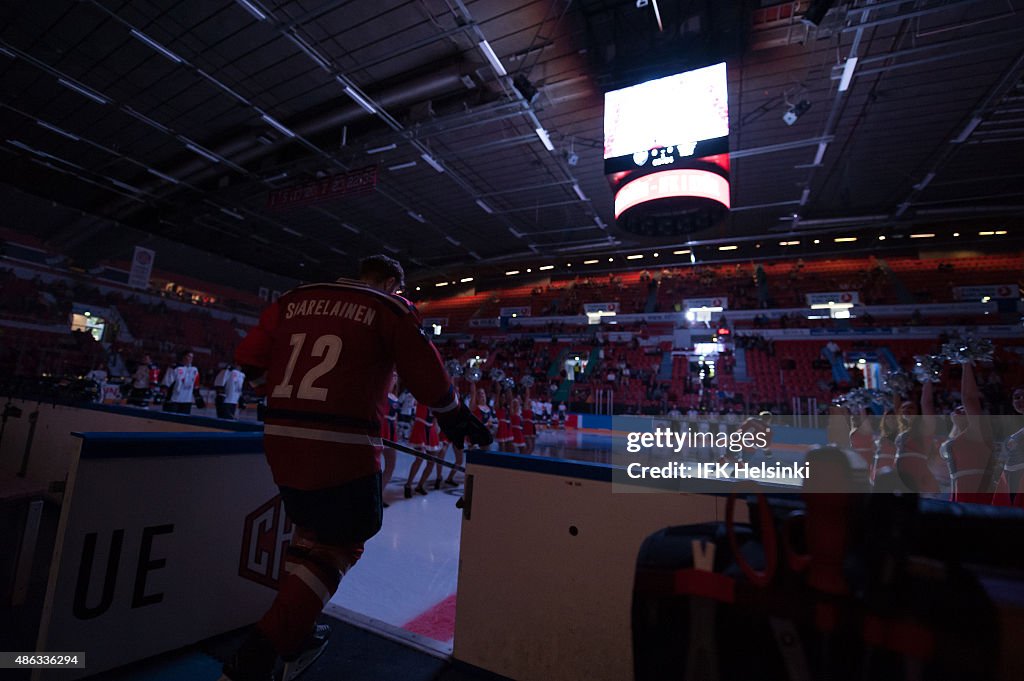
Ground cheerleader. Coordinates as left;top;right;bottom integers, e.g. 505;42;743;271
873;409;899;484
522;391;537;455
495;391;513;453
404;401;433;497
939;362;1010;505
894;382;941;495
442;392;484;488
848;406;875;472
414;417;443;492
511;397;525;452
472;387;494;441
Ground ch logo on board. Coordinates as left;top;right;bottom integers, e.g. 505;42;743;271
239;496;293;588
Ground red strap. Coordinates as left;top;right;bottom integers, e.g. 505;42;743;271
726;492;778;587
635;568;735;603
863;615;935;659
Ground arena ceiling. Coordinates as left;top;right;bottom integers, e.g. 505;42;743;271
1;0;1023;286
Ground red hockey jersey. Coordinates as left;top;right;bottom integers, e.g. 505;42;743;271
236;278;455;490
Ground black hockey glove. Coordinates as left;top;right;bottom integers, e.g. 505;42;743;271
436;403;493;448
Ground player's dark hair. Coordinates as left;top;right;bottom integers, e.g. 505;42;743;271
359;254;405;289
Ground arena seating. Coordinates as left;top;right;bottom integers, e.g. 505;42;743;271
2;250;1021;416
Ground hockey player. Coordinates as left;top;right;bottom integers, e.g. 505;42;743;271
221;255;491;681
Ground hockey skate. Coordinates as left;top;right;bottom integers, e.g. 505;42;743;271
280;624;332;681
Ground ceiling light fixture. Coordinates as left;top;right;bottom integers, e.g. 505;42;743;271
813;141;828;165
626;254;643;260
673;249;690;255
36;120;80;141
718;245;738;251
421;153;445;173
505;270;520;276
535;127;555;151
539;265;554;271
436;282;449;287
475;199;494;214
282;227;303;236
387;161;417;171
909;233;935;239
477;40;507;77
123;106;169;133
838;57;858;92
573;183;587;201
220;207;245;220
236;0;268;20
367;143;396;154
342;83;376;114
445;236;461;246
57;78;108;105
184;142;221;163
146;168;179;184
261;114;296;138
583;259;598;264
914;172;936;190
407;211;426;223
286;32;331;71
953;116;982;143
130;29;184;64
461;277;474;283
834;237;857;242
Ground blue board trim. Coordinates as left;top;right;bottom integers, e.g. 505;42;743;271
74;432;265;458
465;451;795;495
1;395;263;432
467;450;617;482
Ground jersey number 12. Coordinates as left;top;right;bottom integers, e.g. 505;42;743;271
271;333;342;401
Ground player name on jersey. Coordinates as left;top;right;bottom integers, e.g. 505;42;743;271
284;299;377;326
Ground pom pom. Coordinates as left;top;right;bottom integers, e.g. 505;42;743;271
445;360;464;378
466;366;483;383
912;355;943;383
882;370;913;398
490;368;506;383
521;375;535;388
837;388;891;411
502;377;516;390
941;334;993;365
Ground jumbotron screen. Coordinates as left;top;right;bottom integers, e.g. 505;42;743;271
603;62;729;174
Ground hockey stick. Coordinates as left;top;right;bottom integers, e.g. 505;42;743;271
383;438;467;473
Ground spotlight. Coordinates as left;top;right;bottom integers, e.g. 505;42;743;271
783;100;811;126
802;0;836;26
513;74;539;105
566;151;579;166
